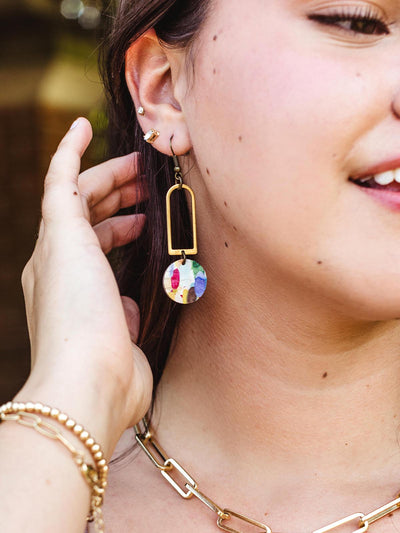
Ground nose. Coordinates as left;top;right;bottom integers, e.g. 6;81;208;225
392;89;400;119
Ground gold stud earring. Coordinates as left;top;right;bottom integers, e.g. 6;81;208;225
138;106;145;116
144;129;160;143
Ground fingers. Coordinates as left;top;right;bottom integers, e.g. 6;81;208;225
78;152;146;209
89;179;144;226
37;118;147;258
121;296;141;343
93;214;146;254
78;153;148;226
42;118;93;223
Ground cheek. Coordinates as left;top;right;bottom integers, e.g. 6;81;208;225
180;2;400;317
186;24;382;251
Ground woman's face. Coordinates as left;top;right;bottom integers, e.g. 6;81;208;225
177;0;400;320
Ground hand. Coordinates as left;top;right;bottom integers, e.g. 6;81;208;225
19;118;153;452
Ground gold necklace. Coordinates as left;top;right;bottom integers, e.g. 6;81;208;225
134;418;400;533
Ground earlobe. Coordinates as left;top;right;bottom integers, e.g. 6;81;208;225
125;29;192;156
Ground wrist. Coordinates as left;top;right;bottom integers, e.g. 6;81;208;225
14;371;127;460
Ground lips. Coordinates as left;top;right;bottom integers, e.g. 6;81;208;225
349;162;400;210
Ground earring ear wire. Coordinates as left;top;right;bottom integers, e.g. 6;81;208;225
169;135;183;186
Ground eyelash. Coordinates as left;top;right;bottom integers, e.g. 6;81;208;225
308;7;390;36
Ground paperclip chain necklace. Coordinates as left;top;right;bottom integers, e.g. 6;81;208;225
134;418;400;533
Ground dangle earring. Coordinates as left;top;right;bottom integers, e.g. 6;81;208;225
162;138;207;304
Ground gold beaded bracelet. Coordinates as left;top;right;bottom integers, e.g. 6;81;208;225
0;401;108;533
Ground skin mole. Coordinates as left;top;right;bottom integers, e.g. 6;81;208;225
238;135;243;142
322;372;328;378
317;260;323;265
233;226;237;232
213;68;217;75
73;191;78;196
225;242;229;248
206;168;210;175
224;201;228;207
213;34;218;41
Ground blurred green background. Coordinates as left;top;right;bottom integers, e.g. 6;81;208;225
0;0;109;402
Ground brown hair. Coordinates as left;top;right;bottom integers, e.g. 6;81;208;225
100;1;211;397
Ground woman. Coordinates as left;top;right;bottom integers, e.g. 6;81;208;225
2;0;400;531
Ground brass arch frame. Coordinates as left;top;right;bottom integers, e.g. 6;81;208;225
166;184;198;256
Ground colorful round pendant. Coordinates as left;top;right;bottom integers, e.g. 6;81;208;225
163;259;207;304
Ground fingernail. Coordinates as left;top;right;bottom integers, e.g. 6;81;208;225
70;118;80;130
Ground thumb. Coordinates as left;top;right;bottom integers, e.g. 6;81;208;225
121;296;141;343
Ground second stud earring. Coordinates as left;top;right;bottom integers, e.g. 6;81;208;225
144;129;160;143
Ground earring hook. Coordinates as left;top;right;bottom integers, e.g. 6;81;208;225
169;135;180;171
170;135;183;188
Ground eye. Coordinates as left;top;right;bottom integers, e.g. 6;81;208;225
309;11;390;36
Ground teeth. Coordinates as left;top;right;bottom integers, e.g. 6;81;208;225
354;168;400;185
374;170;395;185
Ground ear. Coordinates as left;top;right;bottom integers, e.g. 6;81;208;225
125;29;191;156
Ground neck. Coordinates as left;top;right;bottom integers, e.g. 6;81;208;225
155;254;400;481
153;192;400;530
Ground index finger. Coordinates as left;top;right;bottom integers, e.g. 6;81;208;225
41;117;93;223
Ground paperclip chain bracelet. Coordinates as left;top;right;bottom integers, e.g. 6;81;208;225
0;401;108;533
135;418;400;533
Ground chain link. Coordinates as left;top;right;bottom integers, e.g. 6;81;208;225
185;484;230;519
134;420;172;471
217;509;272;533
2;411;86;466
135;423;271;532
135;420;400;533
363;496;400;525
161;458;198;499
313;513;368;533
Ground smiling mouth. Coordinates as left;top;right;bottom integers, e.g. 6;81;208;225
350;169;400;191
